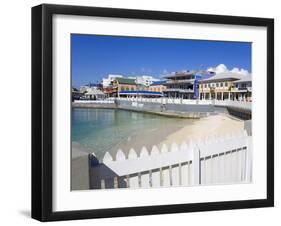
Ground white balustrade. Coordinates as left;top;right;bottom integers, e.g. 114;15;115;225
114;97;251;110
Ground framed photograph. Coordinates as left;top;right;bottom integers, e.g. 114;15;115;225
32;4;274;221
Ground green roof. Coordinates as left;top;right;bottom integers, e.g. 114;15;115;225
115;77;136;85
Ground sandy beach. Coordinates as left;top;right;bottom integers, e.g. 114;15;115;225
105;113;244;157
158;113;244;148
72;112;244;159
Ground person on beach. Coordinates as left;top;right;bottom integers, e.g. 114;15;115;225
161;104;166;112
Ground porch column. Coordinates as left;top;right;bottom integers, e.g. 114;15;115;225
221;92;223;100
228;92;230;100
215;92;217;100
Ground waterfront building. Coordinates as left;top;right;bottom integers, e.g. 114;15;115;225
71;87;83;101
163;70;213;99
84;89;106;100
108;77;164;98
199;72;252;101
148;80;167;93
79;82;103;93
79;83;105;100
111;77;137;97
102;74;123;88
232;76;252;101
135;75;160;87
102;74;159;88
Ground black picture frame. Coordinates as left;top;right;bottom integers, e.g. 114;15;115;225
32;4;274;222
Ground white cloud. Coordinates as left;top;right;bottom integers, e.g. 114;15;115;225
207;64;250;76
207;64;228;74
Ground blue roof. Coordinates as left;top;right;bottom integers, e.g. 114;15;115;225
151;80;167;86
119;90;162;95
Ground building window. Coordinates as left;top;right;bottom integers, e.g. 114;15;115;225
225;82;228;87
220;82;223;87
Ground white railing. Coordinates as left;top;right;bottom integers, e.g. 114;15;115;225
166;79;195;84
90;131;252;189
73;98;251;111
116;97;251;110
74;100;115;104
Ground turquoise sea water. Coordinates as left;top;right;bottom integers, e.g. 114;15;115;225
72;108;189;158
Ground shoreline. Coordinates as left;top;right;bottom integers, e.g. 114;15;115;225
72;99;252;121
72;113;244;160
72;103;205;119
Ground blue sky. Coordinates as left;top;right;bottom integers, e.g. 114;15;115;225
71;34;251;87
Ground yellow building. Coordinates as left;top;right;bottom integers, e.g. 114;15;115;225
148;81;167;93
199;72;252;101
111;77;137;97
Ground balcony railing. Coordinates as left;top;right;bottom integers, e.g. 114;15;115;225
231;87;252;92
166;79;195;84
165;88;194;93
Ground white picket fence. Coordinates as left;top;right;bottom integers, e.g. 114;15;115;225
89;130;252;189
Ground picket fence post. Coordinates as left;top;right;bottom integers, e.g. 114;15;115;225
161;144;170;187
245;136;253;182
151;145;161;187
128;148;139;188
140;146;150;188
192;146;200;185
